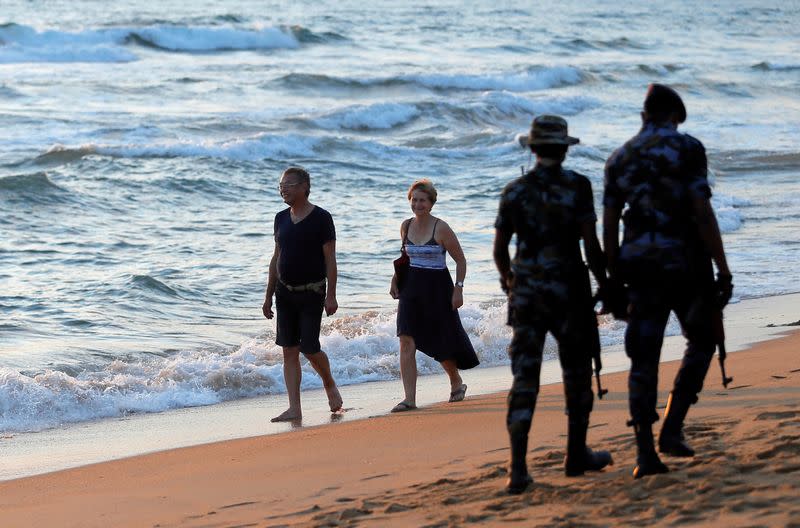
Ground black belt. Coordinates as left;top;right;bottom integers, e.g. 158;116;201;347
280;279;326;293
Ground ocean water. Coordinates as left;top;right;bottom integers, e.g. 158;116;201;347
1;0;799;433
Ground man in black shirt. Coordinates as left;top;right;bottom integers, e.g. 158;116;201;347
263;167;343;422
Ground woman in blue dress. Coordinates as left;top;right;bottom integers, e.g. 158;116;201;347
389;179;480;412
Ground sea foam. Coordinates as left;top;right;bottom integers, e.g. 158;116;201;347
712;193;749;234
0;302;636;433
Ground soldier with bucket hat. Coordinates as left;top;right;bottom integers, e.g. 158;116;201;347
494;115;613;494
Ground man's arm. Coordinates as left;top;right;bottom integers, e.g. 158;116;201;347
262;242;280;319
692;197;730;276
580;221;608;287
322;239;338;316
493;228;513;293
602;206;622;280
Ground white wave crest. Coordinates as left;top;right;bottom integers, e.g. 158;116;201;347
86;133;320;161
404;66;584;92
0;25;136;63
0;23;299;64
752;60;800;72
133;25;299;52
479;91;601;117
314;103;420;130
712;192;750;233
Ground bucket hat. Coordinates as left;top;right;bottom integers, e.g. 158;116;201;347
518;115;579;147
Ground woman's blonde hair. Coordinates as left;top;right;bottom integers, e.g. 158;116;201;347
407;179;437;203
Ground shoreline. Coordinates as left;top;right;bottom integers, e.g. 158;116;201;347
1;328;798;527
1;292;799;483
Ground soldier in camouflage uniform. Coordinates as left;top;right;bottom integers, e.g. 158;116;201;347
494;115;612;494
603;84;733;478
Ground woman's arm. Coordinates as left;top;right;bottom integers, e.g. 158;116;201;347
389;219;411;299
438;220;466;310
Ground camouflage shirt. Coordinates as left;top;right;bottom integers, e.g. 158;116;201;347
495;164;597;285
604;122;711;273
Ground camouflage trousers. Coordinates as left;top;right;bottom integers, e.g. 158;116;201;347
506;284;599;430
625;278;716;425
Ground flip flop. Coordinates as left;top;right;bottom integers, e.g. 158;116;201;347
449;383;467;403
391;401;417;413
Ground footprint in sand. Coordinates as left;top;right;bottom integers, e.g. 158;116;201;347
360;473;391;481
219;501;258;510
537;450;563;467
338;507;372;520
735;462;768;473
756;436;800;460
755;410;798;420
385;502;414;513
312;485;341;498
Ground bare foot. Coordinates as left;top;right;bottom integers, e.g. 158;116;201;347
271;408;302;422
326;385;343;412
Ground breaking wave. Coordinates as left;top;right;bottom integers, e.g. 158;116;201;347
0;22;336;63
275;65;587;93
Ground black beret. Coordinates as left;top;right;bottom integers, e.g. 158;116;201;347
644;83;687;123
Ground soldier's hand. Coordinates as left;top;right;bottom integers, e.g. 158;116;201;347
596;279;628;321
715;272;733;308
262;298;274;319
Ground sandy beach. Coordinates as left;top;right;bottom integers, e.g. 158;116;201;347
2;327;799;527
3;2;800;527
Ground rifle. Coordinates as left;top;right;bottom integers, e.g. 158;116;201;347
592;281;627;400
593;351;608;399
712;306;733;388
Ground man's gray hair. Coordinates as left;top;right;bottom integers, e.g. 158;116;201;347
283;167;311;196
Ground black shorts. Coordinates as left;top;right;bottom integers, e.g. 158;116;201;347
275;282;325;355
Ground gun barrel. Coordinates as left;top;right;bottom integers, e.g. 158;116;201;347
718;342;733;388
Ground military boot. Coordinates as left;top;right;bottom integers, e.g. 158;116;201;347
658;392;695;457
632;423;669;479
564;419;613;477
506;421;533;494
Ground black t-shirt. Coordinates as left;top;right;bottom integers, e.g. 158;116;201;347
274;206;336;286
